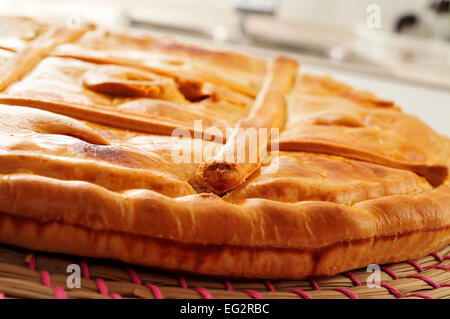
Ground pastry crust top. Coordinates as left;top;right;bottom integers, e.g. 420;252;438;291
0;16;448;278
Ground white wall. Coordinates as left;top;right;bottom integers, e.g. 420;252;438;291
1;0;428;32
279;0;428;31
122;0;428;31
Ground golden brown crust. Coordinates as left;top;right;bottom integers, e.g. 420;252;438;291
0;53;242;137
0;173;448;250
0;95;229;141
0;23;94;91
275;75;449;186
224;152;433;205
52;29;267;97
0;17;448;280
0;104;109;145
0;16;49;51
195;56;298;194
0;213;447;279
276;128;448;187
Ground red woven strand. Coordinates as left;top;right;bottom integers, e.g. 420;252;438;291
145;283;164;299
194;287;214;299
406;292;435;299
290;289;313;299
264;280;276;292
345;272;362;286
17;249;450;299
380;282;404;298
53;286;67;299
27;253;68;299
430;253;443;263
406;260;423;272
380;266;399;280
334;287;359;299
178;275;188;289
39;270;52;287
406;275;440;289
79;260;90;280
126;267;142;285
244;290;263;299
27;252;36;271
309;279;320;290
224;280;233;291
427;265;450;271
95;278;109;296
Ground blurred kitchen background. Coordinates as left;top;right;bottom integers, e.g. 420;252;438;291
0;0;449;136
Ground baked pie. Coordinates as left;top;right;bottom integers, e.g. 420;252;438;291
0;16;448;279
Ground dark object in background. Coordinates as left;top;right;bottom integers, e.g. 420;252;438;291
429;0;450;13
394;0;450;40
395;14;419;33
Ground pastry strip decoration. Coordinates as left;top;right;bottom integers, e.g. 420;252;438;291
0;24;94;92
195;56;298;194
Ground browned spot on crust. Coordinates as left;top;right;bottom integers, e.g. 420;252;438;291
71;142;149;168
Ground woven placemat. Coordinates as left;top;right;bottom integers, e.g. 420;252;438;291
0;244;448;299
